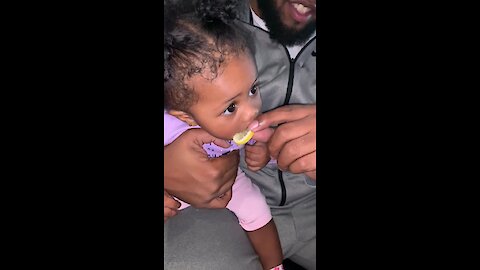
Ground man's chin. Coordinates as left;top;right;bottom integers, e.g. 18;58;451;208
269;23;316;46
258;0;316;46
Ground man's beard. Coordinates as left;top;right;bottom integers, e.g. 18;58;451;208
257;0;316;47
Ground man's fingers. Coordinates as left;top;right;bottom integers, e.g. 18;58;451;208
252;105;315;130
286;151;316;174
164;128;239;208
164;199;181;210
164;190;181;209
207;188;233;208
164;208;178;223
209;152;239;179
276;134;316;171
268;119;310;159
164;208;178;217
251;127;274;143
191;128;231;148
305;170;316;180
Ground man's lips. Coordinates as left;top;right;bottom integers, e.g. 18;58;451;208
288;1;316;23
290;0;316;11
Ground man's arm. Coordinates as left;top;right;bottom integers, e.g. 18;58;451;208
164;128;239;208
252;104;316;180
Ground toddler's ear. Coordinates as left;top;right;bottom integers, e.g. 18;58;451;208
168;110;197;126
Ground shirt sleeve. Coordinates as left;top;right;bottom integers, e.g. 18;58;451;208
164;110;197;146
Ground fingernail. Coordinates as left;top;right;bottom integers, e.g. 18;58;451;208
248;120;259;131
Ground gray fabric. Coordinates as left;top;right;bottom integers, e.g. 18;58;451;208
288;237;316;270
271;193;316;269
164;193;316;270
236;5;317;208
164;208;262;270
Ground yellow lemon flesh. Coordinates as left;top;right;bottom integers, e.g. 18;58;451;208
232;130;254;145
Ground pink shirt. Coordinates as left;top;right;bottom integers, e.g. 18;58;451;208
164;111;272;231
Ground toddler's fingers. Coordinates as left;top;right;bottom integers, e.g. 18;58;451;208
246;162;262;171
245;149;263;160
245;143;267;155
245;157;263;171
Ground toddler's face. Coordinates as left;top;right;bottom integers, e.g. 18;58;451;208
187;52;261;140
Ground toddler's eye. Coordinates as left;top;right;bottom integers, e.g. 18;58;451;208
223;103;236;115
249;85;259;96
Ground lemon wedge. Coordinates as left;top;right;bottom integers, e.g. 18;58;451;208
232;130;254;145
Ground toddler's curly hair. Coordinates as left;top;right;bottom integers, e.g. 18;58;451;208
164;0;254;112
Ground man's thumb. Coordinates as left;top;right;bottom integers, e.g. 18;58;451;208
252;127;274;143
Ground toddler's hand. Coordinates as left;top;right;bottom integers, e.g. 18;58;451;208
245;141;271;171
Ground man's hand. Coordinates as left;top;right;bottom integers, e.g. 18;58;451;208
245;142;271;171
164;190;180;223
252;105;316;179
164;128;239;208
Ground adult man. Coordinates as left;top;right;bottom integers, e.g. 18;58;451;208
164;0;316;269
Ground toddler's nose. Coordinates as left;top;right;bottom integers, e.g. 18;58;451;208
243;106;259;124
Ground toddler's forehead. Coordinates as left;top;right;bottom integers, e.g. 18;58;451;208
186;51;254;89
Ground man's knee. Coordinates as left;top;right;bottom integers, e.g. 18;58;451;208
164;208;262;270
288;237;316;270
